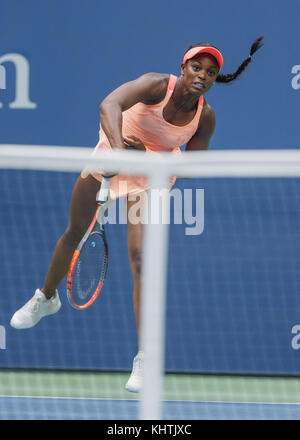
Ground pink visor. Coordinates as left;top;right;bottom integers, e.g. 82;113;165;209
183;46;223;70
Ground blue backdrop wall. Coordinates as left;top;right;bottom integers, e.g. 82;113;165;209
0;0;300;374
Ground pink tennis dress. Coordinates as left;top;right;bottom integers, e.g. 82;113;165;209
86;74;204;199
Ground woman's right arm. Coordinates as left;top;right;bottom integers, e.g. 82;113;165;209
99;73;167;150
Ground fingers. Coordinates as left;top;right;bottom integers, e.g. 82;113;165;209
102;173;116;178
124;135;141;142
123;135;146;151
123;135;144;145
125;143;146;151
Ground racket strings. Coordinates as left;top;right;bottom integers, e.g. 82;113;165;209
72;231;106;303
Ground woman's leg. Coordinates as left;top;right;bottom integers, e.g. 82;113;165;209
126;191;147;348
125;191;147;393
42;174;101;298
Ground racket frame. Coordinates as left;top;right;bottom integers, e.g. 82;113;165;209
67;177;111;310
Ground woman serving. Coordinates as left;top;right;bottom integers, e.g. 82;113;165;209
10;37;264;392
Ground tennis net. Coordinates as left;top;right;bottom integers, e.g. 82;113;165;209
0;145;300;420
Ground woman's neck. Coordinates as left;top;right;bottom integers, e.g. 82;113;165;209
170;76;200;112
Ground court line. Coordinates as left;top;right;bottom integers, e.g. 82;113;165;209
0;394;137;402
1;394;300;406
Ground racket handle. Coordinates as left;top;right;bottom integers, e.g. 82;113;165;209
96;177;111;205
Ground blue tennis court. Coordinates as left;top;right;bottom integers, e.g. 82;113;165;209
1;370;300;420
1;396;300;420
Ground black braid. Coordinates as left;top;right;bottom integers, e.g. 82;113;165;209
184;37;264;84
216;56;252;83
216;36;264;83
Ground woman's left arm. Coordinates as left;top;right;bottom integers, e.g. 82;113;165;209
185;102;216;151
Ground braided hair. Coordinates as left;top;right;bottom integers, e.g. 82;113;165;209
185;36;264;83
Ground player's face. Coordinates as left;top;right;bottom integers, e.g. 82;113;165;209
181;54;219;95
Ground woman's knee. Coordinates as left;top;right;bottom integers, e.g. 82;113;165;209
64;175;99;247
63;225;86;247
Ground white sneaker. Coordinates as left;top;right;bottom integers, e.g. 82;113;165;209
125;351;144;393
10;289;61;329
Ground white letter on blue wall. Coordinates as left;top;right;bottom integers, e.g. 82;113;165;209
0;53;37;109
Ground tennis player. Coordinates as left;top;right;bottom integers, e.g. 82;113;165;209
10;37;263;392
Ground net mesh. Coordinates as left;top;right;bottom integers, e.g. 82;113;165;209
0;147;300;420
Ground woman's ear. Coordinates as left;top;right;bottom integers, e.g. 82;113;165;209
181;63;186;77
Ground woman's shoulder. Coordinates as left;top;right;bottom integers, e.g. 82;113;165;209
138;72;171;105
201;99;215;119
196;99;216;132
139;72;170;85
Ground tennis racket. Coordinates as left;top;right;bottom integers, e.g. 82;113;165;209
67;177;111;310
